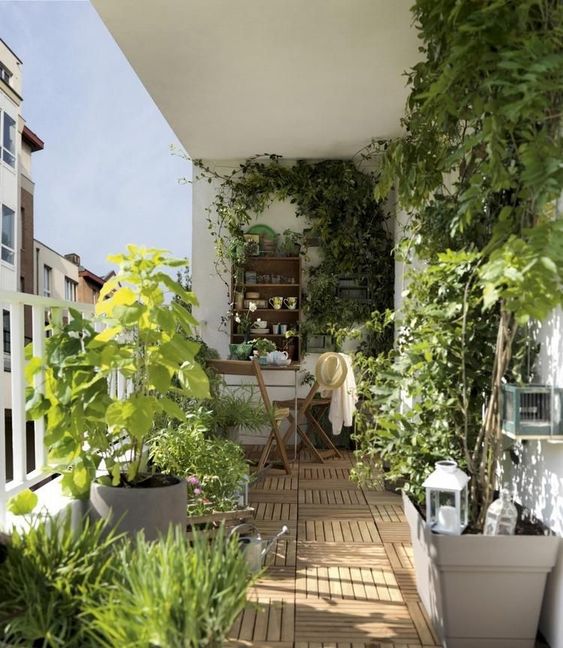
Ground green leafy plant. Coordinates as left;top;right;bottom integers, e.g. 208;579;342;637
84;526;253;648
26;246;210;497
149;417;249;514
0;514;122;647
252;338;276;356
205;389;269;438
356;0;563;525
195;157;394;354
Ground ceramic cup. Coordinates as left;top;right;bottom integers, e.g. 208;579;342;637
284;297;298;310
269;297;283;310
280;324;288;334
272;323;281;335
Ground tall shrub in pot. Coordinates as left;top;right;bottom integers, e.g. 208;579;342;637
354;0;563;645
26;246;210;539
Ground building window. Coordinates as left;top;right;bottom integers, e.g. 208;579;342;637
1;205;14;265
2;112;16;167
0;62;12;86
64;277;77;302
3;309;10;354
43;265;52;297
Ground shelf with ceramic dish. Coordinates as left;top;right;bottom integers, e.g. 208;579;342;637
232;333;291;339
240;283;300;288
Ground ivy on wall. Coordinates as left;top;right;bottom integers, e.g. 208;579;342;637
195;156;394;353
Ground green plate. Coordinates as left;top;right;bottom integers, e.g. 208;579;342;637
247;224;277;240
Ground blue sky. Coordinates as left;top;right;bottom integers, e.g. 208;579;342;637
0;0;192;275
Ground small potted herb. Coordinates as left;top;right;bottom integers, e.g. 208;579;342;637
252;338;277;364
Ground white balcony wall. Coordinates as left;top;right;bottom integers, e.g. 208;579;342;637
501;307;563;648
192;160;323;444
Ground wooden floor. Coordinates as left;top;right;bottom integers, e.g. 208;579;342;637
228;450;441;648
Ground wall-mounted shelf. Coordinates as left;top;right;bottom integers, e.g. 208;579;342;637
232;254;302;360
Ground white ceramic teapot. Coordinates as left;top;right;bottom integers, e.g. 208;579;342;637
266;350;289;365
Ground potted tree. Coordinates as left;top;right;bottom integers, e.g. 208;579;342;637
26;246;210;540
353;0;563;644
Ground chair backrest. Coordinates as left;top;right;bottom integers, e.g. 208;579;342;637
207;359;256;377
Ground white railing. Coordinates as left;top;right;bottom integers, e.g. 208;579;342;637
0;290;94;517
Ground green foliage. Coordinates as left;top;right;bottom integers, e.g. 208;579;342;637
0;514;122;647
356;0;563;523
354;252;498;501
84;527;253;648
205;389;269;437
26;246;210;497
196;157;394;354
149;417;249;515
0;517;252;648
8;488;38;516
252;338;276;356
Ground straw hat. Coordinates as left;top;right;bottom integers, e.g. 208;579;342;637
315;352;348;390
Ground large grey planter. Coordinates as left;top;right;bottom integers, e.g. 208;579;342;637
90;475;187;542
403;491;560;648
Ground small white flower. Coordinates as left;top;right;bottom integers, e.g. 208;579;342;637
249;302;257;312
256;318;262;323
235;315;241;323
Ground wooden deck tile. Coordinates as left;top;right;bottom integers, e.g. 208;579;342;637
363;490;403;505
300;467;352;481
264;538;297;568
250;488;299;504
294;599;419;642
249;567;296;602
370;504;406;523
297;542;390;568
299;488;366;505
299;504;373;521
254;501;297;521
298;519;382;543
228;451;440;646
376;522;412;544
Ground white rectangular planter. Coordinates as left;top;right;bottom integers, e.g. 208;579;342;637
403;492;560;648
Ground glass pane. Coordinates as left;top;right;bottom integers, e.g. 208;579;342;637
2;150;15;167
1;246;14;264
3;113;16;166
2;205;14;249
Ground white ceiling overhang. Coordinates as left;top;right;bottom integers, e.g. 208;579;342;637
92;0;420;160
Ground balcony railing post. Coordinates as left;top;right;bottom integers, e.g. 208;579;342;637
32;304;46;470
10;302;27;485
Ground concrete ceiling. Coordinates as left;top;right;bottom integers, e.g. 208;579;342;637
92;0;420;160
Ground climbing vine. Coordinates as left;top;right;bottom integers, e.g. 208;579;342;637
195;156;394;353
353;0;563;525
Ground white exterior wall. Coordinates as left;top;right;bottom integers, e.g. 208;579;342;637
500;308;563;648
34;240;79;301
192;160;325;443
0;43;21;294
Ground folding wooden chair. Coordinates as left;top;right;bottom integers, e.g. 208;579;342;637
275;380;342;464
207;359;292;475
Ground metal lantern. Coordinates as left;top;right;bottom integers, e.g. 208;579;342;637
423;460;470;535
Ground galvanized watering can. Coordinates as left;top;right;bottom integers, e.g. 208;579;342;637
230;523;288;573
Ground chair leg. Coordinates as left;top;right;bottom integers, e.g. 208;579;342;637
258;421;292;475
295;423;325;463
306;411;343;459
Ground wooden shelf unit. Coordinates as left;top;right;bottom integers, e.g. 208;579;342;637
232;255;302;360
